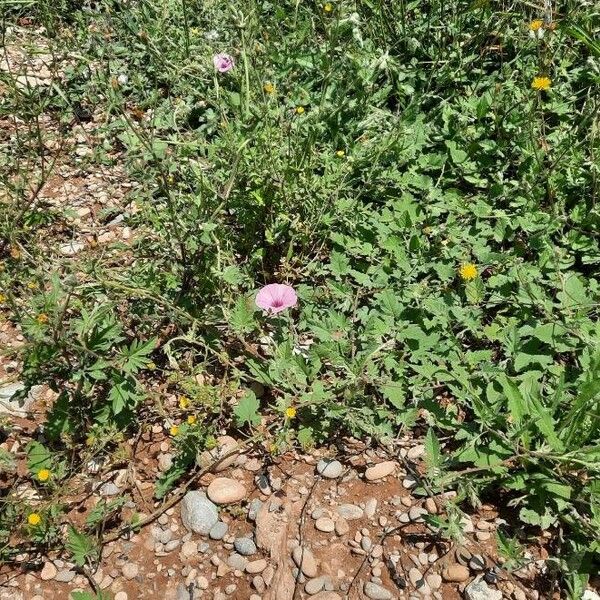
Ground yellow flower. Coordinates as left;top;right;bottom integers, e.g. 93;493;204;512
532;76;551;91
187;415;197;425
178;396;190;409
146;361;156;370
295;106;305;115
0;293;6;303
27;513;41;526
336;150;345;157
27;282;39;289
529;20;543;31
37;469;51;482
323;2;333;12
285;406;297;419
263;82;275;94
169;425;180;436
37;313;49;324
10;247;21;259
167;174;175;185
459;263;478;281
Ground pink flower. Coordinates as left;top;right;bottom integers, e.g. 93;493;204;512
213;53;234;73
255;284;298;314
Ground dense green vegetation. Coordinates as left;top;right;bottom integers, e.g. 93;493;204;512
1;0;599;595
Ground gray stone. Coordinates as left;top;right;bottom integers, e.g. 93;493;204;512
234;537;257;556
99;482;121;496
408;506;427;522
248;498;263;521
336;504;363;520
59;241;85;256
209;521;228;540
315;517;335;533
364;581;393;600
317;459;343;479
364;498;378;519
55;570;76;583
176;583;191;600
227;553;248;571
0;382;37;416
305;576;326;595
464;577;503;600
180;491;219;534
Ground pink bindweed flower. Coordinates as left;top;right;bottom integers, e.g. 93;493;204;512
255;284;298;314
213;53;234;73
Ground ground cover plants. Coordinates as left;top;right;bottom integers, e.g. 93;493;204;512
0;0;599;598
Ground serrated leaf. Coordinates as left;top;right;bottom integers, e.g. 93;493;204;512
229;296;256;334
66;526;98;567
233;390;261;427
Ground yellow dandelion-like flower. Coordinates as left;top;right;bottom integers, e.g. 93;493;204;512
269;442;278;454
179;396;190;409
37;313;49;324
37;469;51;482
285;406;297;419
146;361;156;370
323;2;333;12
532;76;551;91
459;263;478;281
336;150;345;158
263;82;275;94
295;106;305;115
27;282;39;290
27;513;41;526
169;425;180;436
0;293;6;303
187;415;197;426
167;174;175;185
10;247;21;260
529;20;543;31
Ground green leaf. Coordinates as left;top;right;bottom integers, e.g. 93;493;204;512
465;278;485;304
66;526;98;567
86;498;126;528
424;428;443;477
109;376;140;414
71;592;111;600
26;441;52;473
381;382;404;409
118;337;157;374
233;390;261;427
229;296;256;334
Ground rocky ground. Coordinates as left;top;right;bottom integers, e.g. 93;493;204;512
1;22;599;600
0;423;547;600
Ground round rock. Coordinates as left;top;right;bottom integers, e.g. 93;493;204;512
246;559;267;574
336;504;363;520
316;459;343;479
40;562;57;581
209;521;229;540
234;537;257;556
442;564;470;583
365;461;396;481
315;517;335;533
122;563;139;580
207;477;247;504
180;491;219;534
364;581;393;599
292;546;318;578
